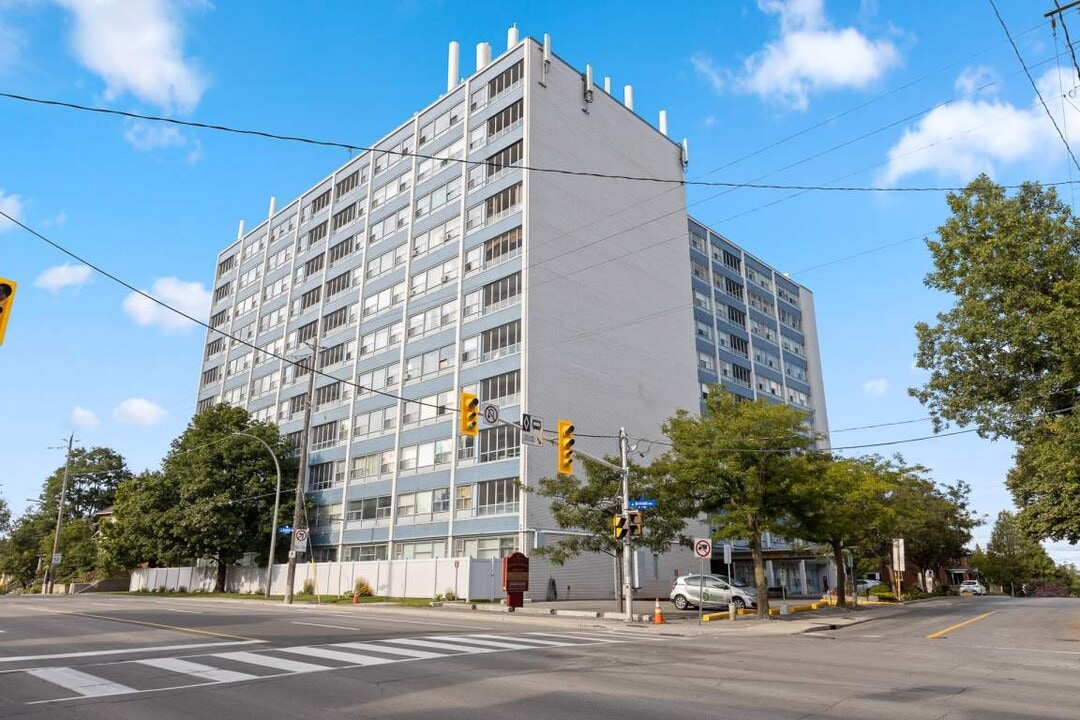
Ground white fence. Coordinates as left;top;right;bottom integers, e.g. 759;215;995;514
130;557;504;600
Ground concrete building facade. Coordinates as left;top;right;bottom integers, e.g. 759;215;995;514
197;29;828;600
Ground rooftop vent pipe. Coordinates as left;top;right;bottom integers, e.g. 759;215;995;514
623;85;634;111
448;42;460;92
507;25;519;49
659;110;668;137
476;42;491;72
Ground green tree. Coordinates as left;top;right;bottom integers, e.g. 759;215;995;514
982;510;1056;594
0;495;10;537
98;470;184;571
535;456;691;595
657;389;820;617
0;509;53;588
157;405;297;591
792;454;897;607
910;175;1080;541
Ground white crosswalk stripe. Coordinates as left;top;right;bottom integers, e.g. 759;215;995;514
10;631;659;705
277;646;397;666
25;667;136;697
136;657;258;683
211;651;329;674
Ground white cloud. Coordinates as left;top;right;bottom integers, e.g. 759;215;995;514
863;378;889;397
70;406;100;429
35;263;92;291
54;0;208;113
0;17;26;72
123;120;203;162
113;398;168;426
880;67;1073;185
955;65;999;97
690;53;725;92
0;189;23;233
122;276;211;332
700;0;901;111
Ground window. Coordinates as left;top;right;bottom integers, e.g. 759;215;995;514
476;478;520;515
366;244;408;279
782;335;806;358
414;177;461;219
748;291;773;315
314;380;349;409
693;290;711;312
787;388;810;407
411;216;461;258
727;306;746;328
310;189;331;215
332;203;358;231
418;102;464;146
217;255;236;277
396;488;450;518
335;168;363;198
346;495;392;521
691;259;708;281
488;60;523;99
729;334;749;358
695;320;713;342
482;271;521;313
406;298;457;339
722;249;741;272
724;277;744;301
454;535;517;559
754;347;780;370
362;281;406;318
409;259;459;298
779;308;802;331
266;245;293;273
464;319;520;364
221;384;247;406
318;341;355;369
324;271;351;299
464;226;522;273
205;337;225;359
750;318;777;343
210;309;229;328
398;438;455;472
481;370;520;406
294;286;321;316
308;461;345;492
328;235;355;266
698;351;715;372
689;230;707;254
478;425;520;463
356;362;399;396
455;485;473;511
249;373;277;400
777;283;800;306
345;544;388;561
416;140;465;182
785;363;807;382
303;220;329;250
470;141;522;189
350;451;395;481
226;352;251;377
465;183;522;231
213;282;232;303
393;540;447;559
242;233;265;261
201;366;221;386
369;207;410;244
371;173;412;210
352;404;398;437
400;389;453;426
234;292;258;318
747;266;773;292
302;254;325;281
358;321;403;356
487;100;523;141
310;420;344;450
731;364;752;387
263;275;289;302
322;303;357;333
197;397;217;413
756;377;783;397
403;344;456;382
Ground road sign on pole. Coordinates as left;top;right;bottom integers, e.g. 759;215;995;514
482;403;500;425
694;539;712;559
51;553;62;566
521;413;545;445
294;528;309;553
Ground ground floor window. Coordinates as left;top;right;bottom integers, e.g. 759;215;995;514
345;543;388;561
453;535;517;559
392;539;447;559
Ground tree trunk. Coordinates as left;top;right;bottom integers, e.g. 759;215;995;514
831;539;847;608
214;561;227;593
750;527;769;618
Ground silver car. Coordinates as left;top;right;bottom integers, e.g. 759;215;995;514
669;574;757;610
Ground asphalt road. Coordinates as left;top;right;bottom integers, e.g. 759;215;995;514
1;594;1077;719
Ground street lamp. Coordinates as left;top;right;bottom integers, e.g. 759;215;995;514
229;432;283;599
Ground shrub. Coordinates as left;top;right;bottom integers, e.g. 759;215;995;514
442;588;456;601
353;578;373;597
302;579;315;595
868;588;897;602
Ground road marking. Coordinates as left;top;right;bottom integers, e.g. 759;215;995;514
27;607;262;642
465;634;574;647
527;632;624;643
316;612;486;629
0;640;261;664
212;651;329;673
334;642;445;660
431;636;542;650
25;667;136;697
136;657;258;683
926;611;996;639
292;621;365;632
277;646;397;666
378;637;494;654
155;606;202;614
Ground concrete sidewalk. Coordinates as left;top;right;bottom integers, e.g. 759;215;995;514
430;597;897;636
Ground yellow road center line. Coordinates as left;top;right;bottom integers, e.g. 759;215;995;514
28;606;263;643
925;611;995;639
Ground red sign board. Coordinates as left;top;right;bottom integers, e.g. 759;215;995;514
502;552;529;592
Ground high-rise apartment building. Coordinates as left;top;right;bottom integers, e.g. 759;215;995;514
197;29;828;599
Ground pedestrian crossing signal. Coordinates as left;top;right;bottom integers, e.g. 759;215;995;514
613;514;627;540
627;510;643;536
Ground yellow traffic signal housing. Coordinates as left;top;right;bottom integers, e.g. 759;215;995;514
627;510;643;536
0;278;16;346
613;514;628;540
460;392;479;437
557;419;575;475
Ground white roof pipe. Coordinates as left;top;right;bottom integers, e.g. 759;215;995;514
448;41;460;92
507;24;519;49
237;219;245;240
585;64;593;91
604;76;611;94
659;110;668;137
268;196;277;216
476;42;491;72
543;33;551;63
623;85;634;111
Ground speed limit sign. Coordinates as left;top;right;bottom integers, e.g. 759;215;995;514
694;538;712;559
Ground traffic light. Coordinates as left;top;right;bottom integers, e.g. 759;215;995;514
460;392;479;437
0;278;15;346
627;510;643;536
613;514;627;540
557;419;575;474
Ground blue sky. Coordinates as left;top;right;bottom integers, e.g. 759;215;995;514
2;0;1077;564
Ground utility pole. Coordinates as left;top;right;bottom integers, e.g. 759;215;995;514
619;427;633;622
43;433;74;595
284;335;319;605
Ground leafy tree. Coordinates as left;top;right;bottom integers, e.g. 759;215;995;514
98;470;184;571
0;495;10;537
119;405;295;591
910;175;1080;540
981;510;1056;594
792;454;897;607
657;389;820;617
0;509;53;588
535;456;691;596
37;447;132;520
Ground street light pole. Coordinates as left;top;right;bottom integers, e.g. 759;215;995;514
43;433;74;595
230;431;282;598
284;335;319;605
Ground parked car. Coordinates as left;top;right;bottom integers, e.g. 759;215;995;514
670;574;757;610
959;580;987;595
856;578;885;594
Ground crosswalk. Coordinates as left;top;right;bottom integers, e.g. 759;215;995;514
5;631;658;705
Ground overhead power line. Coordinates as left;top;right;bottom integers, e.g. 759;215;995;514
4;90;1080;195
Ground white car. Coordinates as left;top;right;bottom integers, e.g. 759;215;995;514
856;578;885;594
959;580;986;595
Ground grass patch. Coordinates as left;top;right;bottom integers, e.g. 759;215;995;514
122;590;441;606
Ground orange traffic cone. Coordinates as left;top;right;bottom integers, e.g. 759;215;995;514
653;598;665;624
352;591;359;605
